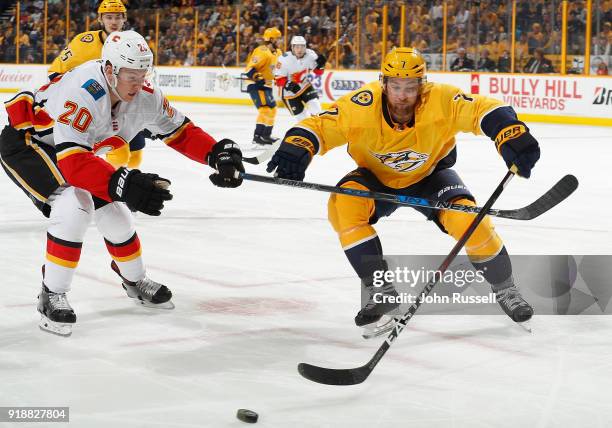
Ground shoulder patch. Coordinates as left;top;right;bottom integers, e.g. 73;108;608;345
81;79;106;101
80;33;94;43
351;90;373;106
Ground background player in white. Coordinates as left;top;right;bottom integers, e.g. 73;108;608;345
0;31;244;336
274;36;326;121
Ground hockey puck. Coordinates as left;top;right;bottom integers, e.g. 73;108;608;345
236;409;258;423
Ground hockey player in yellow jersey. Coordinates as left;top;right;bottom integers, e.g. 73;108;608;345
245;27;282;146
267;48;540;333
48;0;146;170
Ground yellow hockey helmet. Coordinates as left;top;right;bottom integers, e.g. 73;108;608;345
98;0;127;15
263;27;282;42
380;47;426;79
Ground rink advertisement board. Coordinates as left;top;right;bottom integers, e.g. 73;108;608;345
471;73;612;120
0;64;609;125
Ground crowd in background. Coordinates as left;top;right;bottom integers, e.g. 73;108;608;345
1;0;610;74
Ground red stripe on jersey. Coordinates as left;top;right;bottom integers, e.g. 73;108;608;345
141;85;154;94
5;94;54;132
163;122;216;164
291;69;308;83
93;135;128;153
39;74;64;92
47;234;82;263
105;233;141;259
313;68;324;76
57;150;116;201
275;76;288;87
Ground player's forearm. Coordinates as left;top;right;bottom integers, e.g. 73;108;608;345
55;143;116;201
159;120;217;164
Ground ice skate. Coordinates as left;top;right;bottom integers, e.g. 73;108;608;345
361;315;396;339
252;134;278;147
355;279;400;330
111;261;174;309
37;284;76;337
494;284;533;331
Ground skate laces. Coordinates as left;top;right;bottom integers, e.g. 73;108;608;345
364;283;396;310
49;292;72;311
496;285;525;310
134;277;162;299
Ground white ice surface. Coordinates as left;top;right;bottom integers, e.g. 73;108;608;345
1;99;611;428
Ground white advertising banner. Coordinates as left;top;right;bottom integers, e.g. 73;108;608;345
0;64;609;124
471;73;611;119
0;64;49;92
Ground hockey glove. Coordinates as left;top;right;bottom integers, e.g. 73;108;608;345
108;167;173;216
252;71;266;87
285;81;301;93
208;139;244;188
496;124;540;178
266;139;313;181
315;53;327;69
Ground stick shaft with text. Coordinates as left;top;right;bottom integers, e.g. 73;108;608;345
241;172;578;221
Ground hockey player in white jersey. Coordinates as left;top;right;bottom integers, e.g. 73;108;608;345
0;31;244;336
274;36;325;121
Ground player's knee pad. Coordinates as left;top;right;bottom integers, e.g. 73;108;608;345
438;198;503;260
105;144;130;168
94;201;136;244
127;149;143;169
48;187;94;241
328;181;377;249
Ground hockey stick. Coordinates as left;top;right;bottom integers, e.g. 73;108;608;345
241;141;281;165
241;172;578;220
297;169;578;385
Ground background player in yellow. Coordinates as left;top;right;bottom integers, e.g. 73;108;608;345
244;27;282;146
267;47;541;333
49;0;147;170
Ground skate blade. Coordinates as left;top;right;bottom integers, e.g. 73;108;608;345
362;315;395;340
517;320;532;333
39;316;72;337
132;298;175;310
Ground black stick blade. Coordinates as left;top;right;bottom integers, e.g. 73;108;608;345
499;174;579;220
297;363;370;386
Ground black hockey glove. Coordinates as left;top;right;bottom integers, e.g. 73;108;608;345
315;53;327;69
208;139;244;188
497;126;540;178
285;81;301;93
266;140;313;181
108;167;173;216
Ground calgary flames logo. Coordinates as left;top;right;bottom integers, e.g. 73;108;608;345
370;149;429;172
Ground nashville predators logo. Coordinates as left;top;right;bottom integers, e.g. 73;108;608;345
371;149;429;172
351;90;373;106
80;34;94;43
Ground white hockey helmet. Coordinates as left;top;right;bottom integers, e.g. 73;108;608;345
290;35;307;47
102;30;153;77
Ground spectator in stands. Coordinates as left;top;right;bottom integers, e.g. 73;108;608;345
425;31;442;53
450;47;475;71
596;62;609;75
527;22;546;53
515;32;530;69
497;50;511;73
477;48;496;72
523;47;554;73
